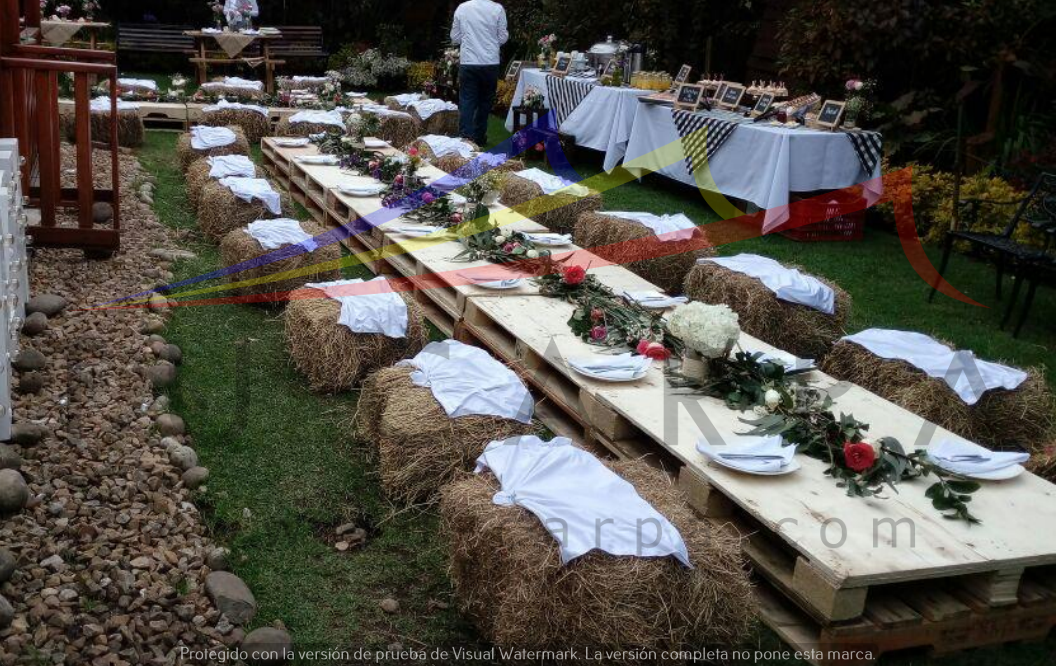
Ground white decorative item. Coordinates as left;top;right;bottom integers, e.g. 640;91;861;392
667;302;740;381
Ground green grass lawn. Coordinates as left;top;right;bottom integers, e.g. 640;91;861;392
136;123;1054;665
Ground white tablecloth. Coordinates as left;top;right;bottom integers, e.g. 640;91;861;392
622;102;883;232
504;68;648;169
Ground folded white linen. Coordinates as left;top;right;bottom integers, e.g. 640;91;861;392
568;352;652;380
290;76;329;85
288;109;345;128
514;167;589;197
749;350;815;373
360;104;414;120
218;177;282;215
697;435;796;474
602;211;698;242
699;253;835;314
201;27;222;34
392;93;424;106
273;137;310;147
207;154;256;179
117;78;158;92
204;98;268;117
409;98;458;120
221;76;264;91
475;436;692;566
621;290;688;309
928;439;1029;476
89;97;140;112
305;277;408;338
841;329;1029;405
455;272;521;289
190;126;237;150
397;340;534;422
245;218;318;251
524;232;573;246
295;155;340;165
346;91;368;98
418;134;474;158
391;225;445;237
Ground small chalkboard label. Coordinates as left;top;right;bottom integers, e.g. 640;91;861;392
719;84;745;109
552;54;572;77
506;60;524;81
815;100;846;129
673;83;704;112
752;92;774;117
674;64;692;85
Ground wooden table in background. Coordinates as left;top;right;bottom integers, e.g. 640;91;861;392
184;30;283;93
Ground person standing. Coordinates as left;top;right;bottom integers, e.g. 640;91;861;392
451;0;508;146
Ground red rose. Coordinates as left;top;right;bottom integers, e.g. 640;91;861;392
636;340;671;361
562;265;586;285
589;325;608;341
590;307;604;321
843;442;877;472
408;147;419;157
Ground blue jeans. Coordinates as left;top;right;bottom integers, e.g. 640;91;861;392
458;65;499;146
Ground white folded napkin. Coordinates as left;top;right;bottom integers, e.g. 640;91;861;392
90;97;139;112
841;329;1029;405
201;27;222;34
697;435;796;474
929;439;1029;476
295;155;340;165
204;98;268;117
525;233;572;246
749;351;815;373
569;353;651;380
602;211;698;242
245;218;318;251
622;290;688;309
190;126;237;150
218;177;282;215
456;272;521;289
207;154;256;179
409;98;458;120
338;182;385;196
391;225;444;236
699;254;835;314
274;137;310;147
514;167;590;197
305;277;408;338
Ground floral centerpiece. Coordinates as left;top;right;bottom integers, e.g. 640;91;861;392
81;0;100;21
521;86;545;111
54;3;72;19
208;1;224;29
439;47;460;87
311;112;382;171
667;302;739;381
843;77;876;128
537;33;556;70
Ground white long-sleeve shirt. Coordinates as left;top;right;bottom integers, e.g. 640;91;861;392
450;0;508;66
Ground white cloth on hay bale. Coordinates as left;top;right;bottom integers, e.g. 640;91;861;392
410;98;457;121
841;329;1029;405
208;154;256;179
305;277;409;338
191;126;237;150
699;253;835;314
474;435;692;566
288;109;345;128
217;76;264;92
117;78;158;92
90;97;139;112
246;218;319;251
514;167;590;197
361;104;414;120
218;177;282;216
601;211;697;242
392;93;424;107
397;340;533;423
204;98;268;117
418;135;475;159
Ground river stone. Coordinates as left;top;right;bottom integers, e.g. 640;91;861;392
12;348;46;372
148;293;168;311
182;466;209;489
140;317;166;334
206;547;231;572
146;334;167;346
160;344;183;365
145;362;177;390
0;549;15;584
243;627;292;665
0;594;12;629
379;598;399;614
17;372;44;395
0;469;29;514
205;572;257;625
26;294;67;317
10;423;46;446
92;202;113;224
169;446;198;472
0;444;20;470
156;413;186;437
21;312;48;336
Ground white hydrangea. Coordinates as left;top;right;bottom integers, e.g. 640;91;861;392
668;302;740;358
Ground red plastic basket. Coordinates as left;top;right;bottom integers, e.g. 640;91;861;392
780;192;866;242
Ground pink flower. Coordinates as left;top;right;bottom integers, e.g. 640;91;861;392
562;265;586;285
450;212;463;224
394;174;404;185
590;326;608;341
368;161;379;170
503;243;516;253
421;192;435;204
590;308;604;321
408;147;419;157
636;340;671;361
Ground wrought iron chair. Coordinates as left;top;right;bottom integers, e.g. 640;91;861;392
928;172;1056;303
1001;215;1056;337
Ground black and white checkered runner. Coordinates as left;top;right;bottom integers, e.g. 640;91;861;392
545;75;596;126
671;109;739;175
844;130;883;174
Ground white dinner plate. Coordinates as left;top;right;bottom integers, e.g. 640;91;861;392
392;226;444;237
338;184;385;197
568;363;650;383
526;233;573;247
364;138;388;149
274;138;309;147
456;273;523;290
706;455;802;476
928;460;1025;481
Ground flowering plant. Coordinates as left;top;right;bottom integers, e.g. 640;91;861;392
667;303;740;359
537;33;556;51
521;86;545;111
333;48;411;88
81;0;99;19
455;209;553;267
55;3;71;19
844;77;877;125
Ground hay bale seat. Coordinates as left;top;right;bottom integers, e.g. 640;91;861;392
176;126;250;172
575;212;715;294
219;221;342;301
200;108;271;145
376;114;423;150
284;292;429;393
357;366;535;505
185;158;265;212
406;138;479;163
198;180;291;242
410;107;460;137
1028;441;1056;483
60;109;144;148
440;458;756;655
683;261;851;360
821;340;1055;449
500;174;603;235
274;117;341;138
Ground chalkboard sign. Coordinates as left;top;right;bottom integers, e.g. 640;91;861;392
673;83;704;112
674;64;692;86
815;100;846;129
506;60;524;82
552;54;573;77
752;92;774;117
718;84;745;109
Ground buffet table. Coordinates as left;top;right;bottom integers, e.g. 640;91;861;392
504;68;649;169
622;102;883;232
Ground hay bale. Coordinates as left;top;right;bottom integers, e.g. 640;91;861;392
219;221;341;300
410;107;460;137
377;114;423;149
500;174;602;235
440;458;756;655
198;180;290;242
176;126;250;172
60;109;144;148
357;366;534;505
406;138;479;162
575;212;714;294
185;158;264;212
200;108;271;145
284;293;428;393
274;117;339;138
683;261;850;360
821;341;1055;449
1028;441;1056;483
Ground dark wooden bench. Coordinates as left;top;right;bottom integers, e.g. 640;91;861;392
117;23;195;54
269;26;326;60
